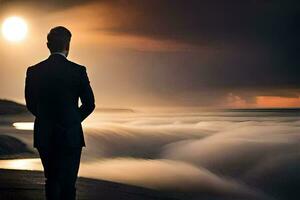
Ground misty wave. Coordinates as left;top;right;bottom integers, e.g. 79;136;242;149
73;111;300;199
81;158;269;200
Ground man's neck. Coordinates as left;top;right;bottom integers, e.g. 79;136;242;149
51;51;67;58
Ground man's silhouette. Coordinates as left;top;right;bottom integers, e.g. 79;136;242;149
25;26;95;200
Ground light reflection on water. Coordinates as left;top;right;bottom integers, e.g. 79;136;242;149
0;158;92;177
0;158;42;171
13;122;34;130
0;158;99;178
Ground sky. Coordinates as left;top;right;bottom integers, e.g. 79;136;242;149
0;0;299;108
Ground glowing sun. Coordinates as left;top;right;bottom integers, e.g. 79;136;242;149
1;16;28;42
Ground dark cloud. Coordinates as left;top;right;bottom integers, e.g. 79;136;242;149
68;0;300;92
0;0;90;8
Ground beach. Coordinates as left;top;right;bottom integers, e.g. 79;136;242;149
0;169;178;200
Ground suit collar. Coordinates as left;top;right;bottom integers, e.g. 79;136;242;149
48;53;67;60
51;52;67;57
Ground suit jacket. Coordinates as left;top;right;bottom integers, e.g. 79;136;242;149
25;54;95;148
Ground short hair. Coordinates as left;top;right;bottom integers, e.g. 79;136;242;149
47;26;72;53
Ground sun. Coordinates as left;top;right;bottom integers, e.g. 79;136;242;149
1;16;28;42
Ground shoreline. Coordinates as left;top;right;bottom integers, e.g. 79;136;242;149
0;168;180;200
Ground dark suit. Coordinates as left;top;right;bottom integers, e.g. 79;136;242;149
25;54;95;200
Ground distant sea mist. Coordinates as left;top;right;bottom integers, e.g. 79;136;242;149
2;109;300;200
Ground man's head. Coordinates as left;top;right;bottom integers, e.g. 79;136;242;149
47;26;72;57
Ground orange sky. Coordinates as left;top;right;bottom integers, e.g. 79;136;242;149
255;96;300;108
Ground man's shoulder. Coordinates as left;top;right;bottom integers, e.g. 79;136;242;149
27;59;47;73
66;60;86;72
27;58;86;73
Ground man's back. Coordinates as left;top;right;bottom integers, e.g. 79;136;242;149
25;54;95;148
25;26;95;200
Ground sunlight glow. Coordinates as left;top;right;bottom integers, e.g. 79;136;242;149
1;16;28;42
0;159;42;171
13;122;34;130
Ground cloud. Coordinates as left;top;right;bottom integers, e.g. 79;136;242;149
0;0;93;9
4;111;300;199
81;158;270;200
82;121;212;159
80;112;300;199
161;125;300;176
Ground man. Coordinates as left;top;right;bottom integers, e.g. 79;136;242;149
25;26;95;200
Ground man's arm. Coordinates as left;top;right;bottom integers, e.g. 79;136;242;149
25;67;38;116
79;67;95;121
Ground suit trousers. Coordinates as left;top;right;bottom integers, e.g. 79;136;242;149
37;146;82;200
